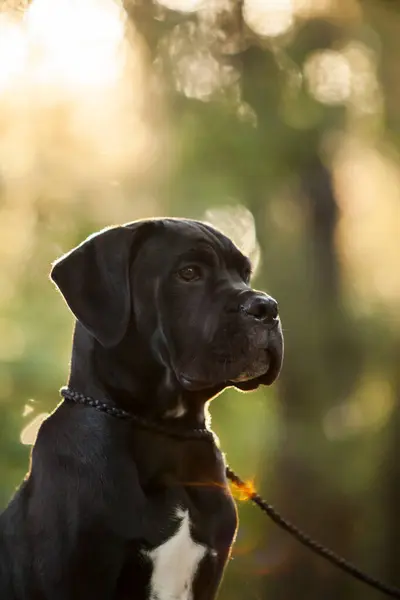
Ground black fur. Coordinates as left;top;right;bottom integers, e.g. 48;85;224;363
0;218;283;600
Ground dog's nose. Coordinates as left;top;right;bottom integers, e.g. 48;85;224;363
242;294;279;323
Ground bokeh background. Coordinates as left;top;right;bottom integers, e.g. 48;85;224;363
0;0;399;598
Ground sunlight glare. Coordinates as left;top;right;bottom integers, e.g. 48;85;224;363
22;404;34;417
25;0;126;91
305;44;381;113
243;0;294;38
230;477;256;501
334;139;400;314
0;15;27;92
304;50;352;105
205;205;261;275
0;0;155;204
156;0;206;11
20;413;49;445
294;0;335;19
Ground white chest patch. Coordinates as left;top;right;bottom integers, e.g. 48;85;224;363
146;508;208;600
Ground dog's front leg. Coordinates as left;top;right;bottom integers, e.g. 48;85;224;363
136;483;229;600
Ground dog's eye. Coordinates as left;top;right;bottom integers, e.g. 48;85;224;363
178;265;202;282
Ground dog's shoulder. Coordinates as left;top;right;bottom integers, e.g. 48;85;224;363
33;402;110;470
26;402;147;538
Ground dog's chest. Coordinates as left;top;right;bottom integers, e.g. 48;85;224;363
145;508;208;600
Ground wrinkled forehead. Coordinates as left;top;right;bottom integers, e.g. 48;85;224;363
148;219;252;271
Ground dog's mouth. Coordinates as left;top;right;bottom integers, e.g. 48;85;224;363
231;345;283;390
175;318;284;393
228;350;271;383
177;345;283;392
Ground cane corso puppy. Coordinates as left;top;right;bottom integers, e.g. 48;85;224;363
0;217;283;600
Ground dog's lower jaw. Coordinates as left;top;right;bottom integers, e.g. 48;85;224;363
229;353;271;384
176;350;271;392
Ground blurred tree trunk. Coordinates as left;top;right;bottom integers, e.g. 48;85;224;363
363;0;400;586
241;46;358;600
268;155;352;600
359;2;400;591
384;340;400;585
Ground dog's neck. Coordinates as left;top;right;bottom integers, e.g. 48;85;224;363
67;322;216;429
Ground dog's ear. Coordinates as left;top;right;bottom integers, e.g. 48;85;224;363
51;223;151;348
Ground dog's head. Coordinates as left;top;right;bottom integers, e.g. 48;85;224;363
51;218;283;396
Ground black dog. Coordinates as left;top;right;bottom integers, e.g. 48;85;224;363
0;218;283;600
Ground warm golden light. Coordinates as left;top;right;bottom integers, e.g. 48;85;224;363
230;477;257;501
25;0;126;91
243;0;353;41
0;0;160;358
334;138;400;315
0;15;27;93
304;50;352;105
244;0;294;38
0;0;127;98
156;0;205;12
304;43;381;113
20;413;49;445
205;205;261;275
0;0;156;207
